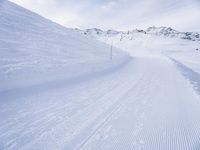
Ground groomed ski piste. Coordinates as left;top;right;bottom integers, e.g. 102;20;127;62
1;1;200;150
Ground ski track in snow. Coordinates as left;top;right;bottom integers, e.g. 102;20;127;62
170;58;200;95
1;1;200;150
1;56;200;150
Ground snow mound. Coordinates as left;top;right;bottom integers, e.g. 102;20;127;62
0;1;129;91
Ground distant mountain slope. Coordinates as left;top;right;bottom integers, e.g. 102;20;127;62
76;27;200;58
78;27;200;42
146;26;200;41
0;1;129;91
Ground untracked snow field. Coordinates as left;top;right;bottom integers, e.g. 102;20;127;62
1;1;200;150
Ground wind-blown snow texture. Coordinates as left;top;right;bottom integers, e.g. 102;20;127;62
1;1;200;150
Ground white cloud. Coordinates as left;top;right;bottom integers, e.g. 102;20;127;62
9;0;200;32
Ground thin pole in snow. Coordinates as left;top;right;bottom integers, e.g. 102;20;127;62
110;41;113;61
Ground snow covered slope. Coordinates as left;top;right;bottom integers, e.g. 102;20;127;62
0;0;129;92
1;1;200;150
79;27;200;73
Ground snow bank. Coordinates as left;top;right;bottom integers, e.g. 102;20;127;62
0;1;130;91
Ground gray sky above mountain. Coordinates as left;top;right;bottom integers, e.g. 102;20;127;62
9;0;200;32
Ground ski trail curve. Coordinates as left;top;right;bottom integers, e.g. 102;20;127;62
0;56;200;150
79;56;200;150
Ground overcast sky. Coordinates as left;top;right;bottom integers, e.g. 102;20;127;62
10;0;200;32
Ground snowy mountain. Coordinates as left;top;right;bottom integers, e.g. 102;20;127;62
1;1;200;150
78;26;200;42
146;26;200;41
77;27;200;58
0;0;129;91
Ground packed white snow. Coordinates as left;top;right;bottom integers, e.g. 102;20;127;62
1;1;200;150
0;0;129;92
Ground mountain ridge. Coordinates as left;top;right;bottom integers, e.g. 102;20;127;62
76;26;200;42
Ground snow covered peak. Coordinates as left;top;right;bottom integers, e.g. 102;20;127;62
146;26;179;35
146;26;200;41
81;28;119;36
83;28;104;35
78;27;200;41
106;29;120;35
